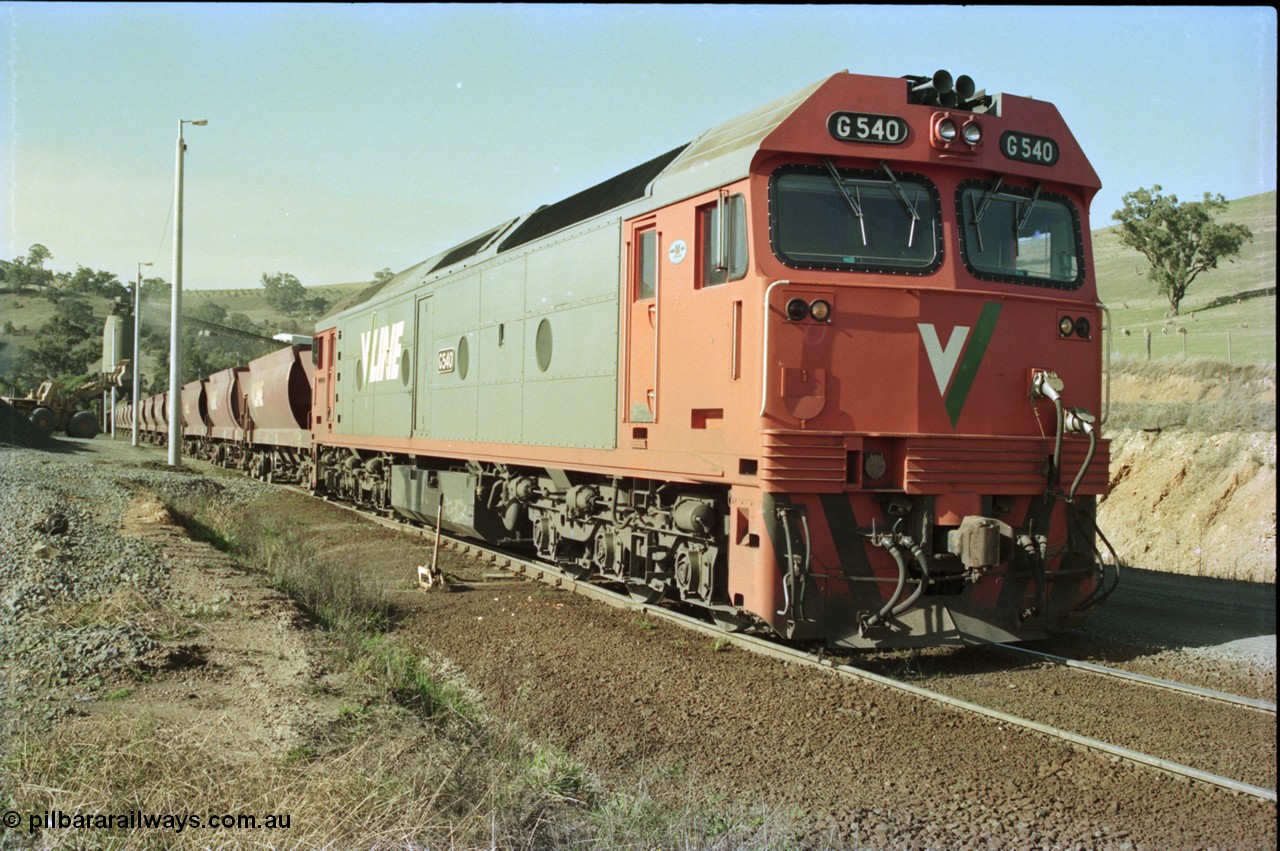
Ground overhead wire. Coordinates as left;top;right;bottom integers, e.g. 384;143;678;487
148;183;176;270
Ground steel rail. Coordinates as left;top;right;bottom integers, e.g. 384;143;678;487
283;489;1279;804
990;642;1277;714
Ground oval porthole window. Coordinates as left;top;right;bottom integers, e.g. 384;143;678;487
400;350;411;386
355;359;364;390
536;319;553;373
457;336;469;380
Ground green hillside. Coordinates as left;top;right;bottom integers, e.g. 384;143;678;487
1093;191;1276;365
183;279;370;332
0;278;372;397
2;190;1275;398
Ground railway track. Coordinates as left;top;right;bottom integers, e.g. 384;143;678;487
987;642;1277;713
298;487;1278;804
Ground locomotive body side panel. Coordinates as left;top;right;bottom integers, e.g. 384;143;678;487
332;222;623;452
475;257;526;445
428;270;481;441
519;222;620;450
336;296;416;439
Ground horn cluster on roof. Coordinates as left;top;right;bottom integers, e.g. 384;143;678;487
904;70;992;112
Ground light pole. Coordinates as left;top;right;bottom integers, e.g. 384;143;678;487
132;261;152;447
169;118;207;466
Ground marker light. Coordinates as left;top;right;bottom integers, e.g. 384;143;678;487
785;298;809;321
1074;316;1091;339
1059;316;1076;338
808;299;832;322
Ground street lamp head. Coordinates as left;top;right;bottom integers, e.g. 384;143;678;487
187;119;208;126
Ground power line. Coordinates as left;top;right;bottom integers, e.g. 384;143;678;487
148;183;175;269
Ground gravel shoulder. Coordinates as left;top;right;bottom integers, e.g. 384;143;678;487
2;437;1275;849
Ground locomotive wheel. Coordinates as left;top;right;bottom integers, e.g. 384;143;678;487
710;609;749;633
625;579;665;605
556;542;593;580
560;561;593;580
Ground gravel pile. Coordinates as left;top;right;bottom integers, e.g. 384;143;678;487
0;443;273;727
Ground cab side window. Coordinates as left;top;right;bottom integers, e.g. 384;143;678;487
637;229;657;300
698;193;747;287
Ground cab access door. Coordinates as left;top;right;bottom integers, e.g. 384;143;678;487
413;296;433;436
625;218;660;426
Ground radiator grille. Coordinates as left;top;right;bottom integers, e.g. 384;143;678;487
904;437;1109;494
758;431;1110;495
760;431;846;491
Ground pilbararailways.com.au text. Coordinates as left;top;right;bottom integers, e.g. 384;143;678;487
3;809;292;836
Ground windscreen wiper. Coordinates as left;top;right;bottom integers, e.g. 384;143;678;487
974;175;1005;223
880;162;921;247
970;175;1006;252
822;158;867;246
1017;182;1043;232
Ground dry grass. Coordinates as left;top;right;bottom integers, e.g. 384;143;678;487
6;713;470;848
1107;359;1276;433
3;709;795;849
35;585;199;642
1;488;798;849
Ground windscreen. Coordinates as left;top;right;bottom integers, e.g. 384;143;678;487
771;164;941;273
958;181;1083;289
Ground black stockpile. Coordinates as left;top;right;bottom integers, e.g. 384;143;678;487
0;399;54;448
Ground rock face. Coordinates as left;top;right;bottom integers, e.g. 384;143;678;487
1098;427;1275;584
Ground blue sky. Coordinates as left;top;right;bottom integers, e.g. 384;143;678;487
3;3;1276;290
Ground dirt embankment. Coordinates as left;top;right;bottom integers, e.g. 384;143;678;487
1101;429;1275;581
1098;363;1276;583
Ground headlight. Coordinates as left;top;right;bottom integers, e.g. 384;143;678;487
808;299;832;322
1059;316;1075;338
962;121;982;145
937;119;958;142
1074;316;1091;339
785;298;809;321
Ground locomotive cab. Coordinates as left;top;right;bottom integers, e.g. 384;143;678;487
714;71;1114;647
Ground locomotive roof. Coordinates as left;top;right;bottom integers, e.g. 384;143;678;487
322;74;833;324
323;69;1097;324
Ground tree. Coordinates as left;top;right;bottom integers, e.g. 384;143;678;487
28;296;99;379
1112;186;1254;316
26;244;52;267
373;267;395;284
260;271;307;313
66;265;128;300
2;244;55;292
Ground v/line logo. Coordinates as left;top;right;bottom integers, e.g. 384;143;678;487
917;301;1002;428
360;321;406;385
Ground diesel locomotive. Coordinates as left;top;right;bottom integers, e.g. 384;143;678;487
126;69;1116;649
